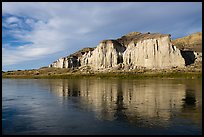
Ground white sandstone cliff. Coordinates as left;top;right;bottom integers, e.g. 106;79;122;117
88;40;125;70
49;32;191;70
123;34;185;69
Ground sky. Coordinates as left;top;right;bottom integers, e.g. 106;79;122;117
2;2;202;71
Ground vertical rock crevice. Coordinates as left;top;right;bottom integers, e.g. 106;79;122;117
180;50;196;66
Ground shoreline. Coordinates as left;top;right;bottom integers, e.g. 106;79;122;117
2;71;202;79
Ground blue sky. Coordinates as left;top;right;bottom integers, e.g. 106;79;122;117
2;2;202;71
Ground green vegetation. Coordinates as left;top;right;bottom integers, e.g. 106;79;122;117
2;69;202;80
2;64;202;80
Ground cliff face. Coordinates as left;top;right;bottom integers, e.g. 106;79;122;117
49;48;95;68
49;32;201;70
123;35;185;69
88;40;126;70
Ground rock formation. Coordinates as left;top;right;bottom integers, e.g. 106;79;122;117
123;33;185;69
172;32;202;67
88;40;126;70
49;32;201;71
49;47;95;68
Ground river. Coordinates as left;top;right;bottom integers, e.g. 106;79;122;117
2;78;202;135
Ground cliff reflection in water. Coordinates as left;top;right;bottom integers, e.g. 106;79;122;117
46;78;202;127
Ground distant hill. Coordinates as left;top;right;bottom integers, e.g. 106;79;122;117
172;32;202;52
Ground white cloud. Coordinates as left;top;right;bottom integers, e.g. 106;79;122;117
3;16;21;29
6;16;20;24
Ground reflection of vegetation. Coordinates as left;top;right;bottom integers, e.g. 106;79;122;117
180;102;202;127
182;89;196;107
179;108;202;127
178;85;202;127
114;84;128;121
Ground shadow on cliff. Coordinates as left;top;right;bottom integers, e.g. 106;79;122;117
180;50;195;66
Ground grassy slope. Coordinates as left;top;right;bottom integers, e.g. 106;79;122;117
172;32;202;52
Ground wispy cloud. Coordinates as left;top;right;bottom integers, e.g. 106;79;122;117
2;2;202;70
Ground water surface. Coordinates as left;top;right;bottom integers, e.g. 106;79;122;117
2;78;202;135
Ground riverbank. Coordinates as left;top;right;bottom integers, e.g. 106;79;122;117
2;70;202;80
2;64;202;79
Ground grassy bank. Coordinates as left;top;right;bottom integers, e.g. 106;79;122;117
2;71;202;79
